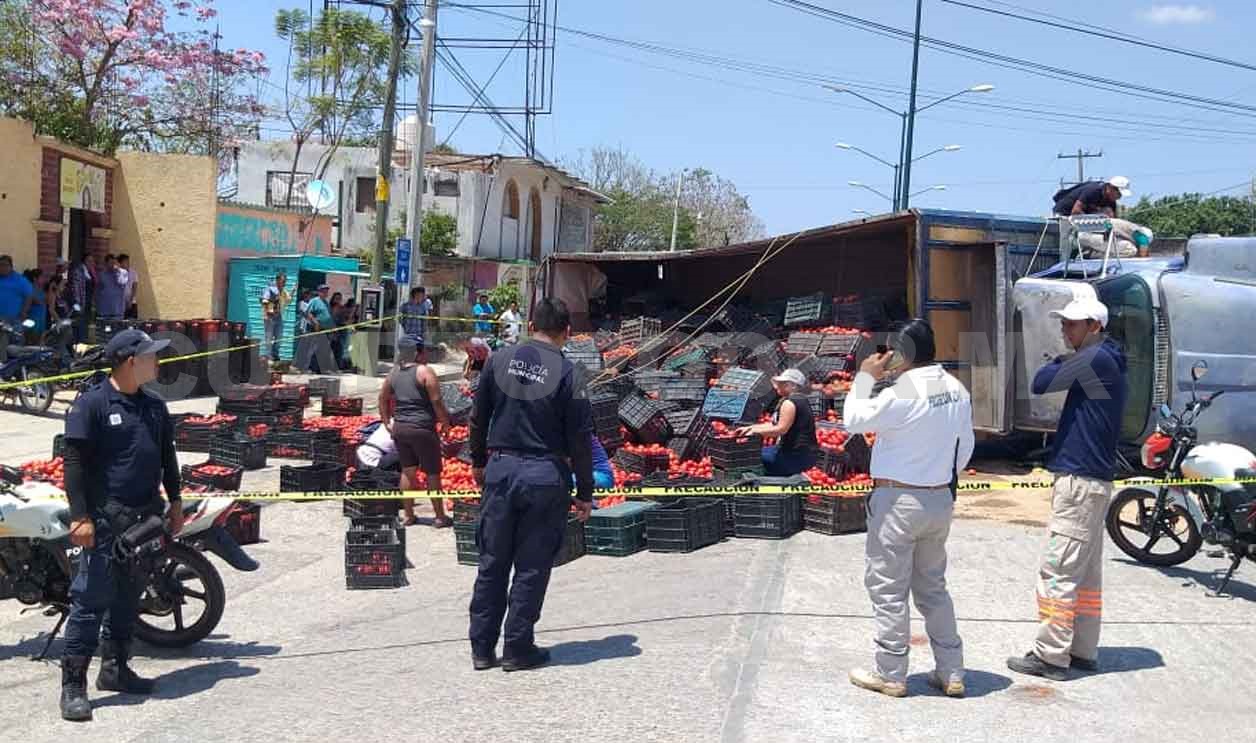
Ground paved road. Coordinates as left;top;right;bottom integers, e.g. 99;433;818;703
1;503;1254;743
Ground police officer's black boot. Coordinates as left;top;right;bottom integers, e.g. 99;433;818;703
60;655;93;722
96;639;155;694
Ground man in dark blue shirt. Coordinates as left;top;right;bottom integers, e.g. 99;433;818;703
58;329;184;721
1051;176;1131;217
467;297;593;672
1008;295;1127;682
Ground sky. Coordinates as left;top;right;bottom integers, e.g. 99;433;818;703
206;0;1256;235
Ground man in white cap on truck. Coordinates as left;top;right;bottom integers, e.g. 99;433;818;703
1052;176;1132;218
1008;295;1127;682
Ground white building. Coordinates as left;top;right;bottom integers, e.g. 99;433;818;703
231;138;606;261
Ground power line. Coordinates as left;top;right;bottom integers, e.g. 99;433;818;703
939;0;1256;74
765;0;1256;120
446;2;1256;143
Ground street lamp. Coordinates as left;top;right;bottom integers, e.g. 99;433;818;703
825;84;992;207
836;142;959;209
909;185;947;199
848;180;895;203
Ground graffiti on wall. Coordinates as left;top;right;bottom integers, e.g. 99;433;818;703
215;207;330;255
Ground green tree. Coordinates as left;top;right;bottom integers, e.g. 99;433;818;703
420;210;458;256
1125;193;1256;237
274;7;411;205
593;188;697;252
488;281;520;309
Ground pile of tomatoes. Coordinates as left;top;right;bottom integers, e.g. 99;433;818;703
441;424;469;444
795;325;871;337
709;420;758;444
20;458;65;489
667;455;714;481
621;442;669;457
246;423;269;439
816;426;851;453
802;468;872;491
605;344;637;361
414;456;478;493
184;413;237;428
191;463;239;478
303;415;380;444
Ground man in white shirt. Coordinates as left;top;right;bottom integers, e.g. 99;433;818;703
498;301;522;344
842;319;975;699
356;424;398;470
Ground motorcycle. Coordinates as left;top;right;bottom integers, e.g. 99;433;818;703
1105;360;1256;594
0;319;55;413
0;465;258;656
38;317;107;394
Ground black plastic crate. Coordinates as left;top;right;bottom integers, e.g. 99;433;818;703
784;293;832;328
804;391;827;418
802;493;868;535
586;501;659;556
590;391;620;423
804;356;851;382
280;463;347;492
716;368;773;401
440;382;474;424
619;317;662;345
267;428;338;459
667;437;697;461
818;447;849;479
707;433;763;472
615;448;671;476
564;338;605;373
645;499;724;553
692;332;731;349
661;346;711;372
343;497;400;519
734;494;802;539
454;521;479;565
312;438;354;469
554;517;587;567
617;395;671;444
663;408;704;439
180;462;244;492
701;388;763;423
452;500;481;523
817;332;864;359
745;342;786;374
224;502;261;546
209;433;268;471
632;370;680;395
52;434;65;459
306;377;341;399
834;296;889;331
346;516;403;547
322;396;363;417
174;414;236;453
345;542;407;589
785;332;823;357
659;378;708;406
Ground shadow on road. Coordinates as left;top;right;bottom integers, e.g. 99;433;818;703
1082;646;1165;676
1114;558;1256;602
906;669;1012;699
548;634;641;667
138;635;283;661
92;660;261;708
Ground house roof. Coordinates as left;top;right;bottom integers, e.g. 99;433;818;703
546;211;916;263
424;153;611;204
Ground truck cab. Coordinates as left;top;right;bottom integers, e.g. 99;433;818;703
1013;237;1256;458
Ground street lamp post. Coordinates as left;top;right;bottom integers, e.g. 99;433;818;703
825;84;991;208
837;143;960;211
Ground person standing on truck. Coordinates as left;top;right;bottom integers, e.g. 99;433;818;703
1008;296;1127;682
467;297;594;672
1051;176;1132;217
842;319;975;699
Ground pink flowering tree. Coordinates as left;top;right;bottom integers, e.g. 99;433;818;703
0;0;266;155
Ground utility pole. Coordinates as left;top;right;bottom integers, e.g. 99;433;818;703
1057;148;1103;186
371;0;407;284
669;169;686;251
406;0;439;290
899;0;924;209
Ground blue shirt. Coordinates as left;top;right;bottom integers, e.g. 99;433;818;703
400;298;432;339
0;271;33;324
1033;336;1128;480
96;266;127;318
65;382;173;513
307;296;334;329
473;302;495;333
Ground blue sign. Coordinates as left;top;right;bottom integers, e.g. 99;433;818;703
394;238;412;286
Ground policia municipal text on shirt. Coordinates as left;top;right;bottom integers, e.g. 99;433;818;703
467;298;595;673
58;329;185;722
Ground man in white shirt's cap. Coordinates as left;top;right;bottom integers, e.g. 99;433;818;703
842;318;975;699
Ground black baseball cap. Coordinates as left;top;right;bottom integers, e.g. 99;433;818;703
104;328;170;364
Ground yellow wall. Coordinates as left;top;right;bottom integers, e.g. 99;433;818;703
0;118;43;268
113;151;217;318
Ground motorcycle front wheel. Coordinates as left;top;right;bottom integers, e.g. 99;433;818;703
17;369;53;414
1106;487;1202;566
134;542;226;648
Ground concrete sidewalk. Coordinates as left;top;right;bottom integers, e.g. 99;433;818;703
0;504;1252;742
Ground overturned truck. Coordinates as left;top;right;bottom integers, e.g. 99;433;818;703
540;209;1256;458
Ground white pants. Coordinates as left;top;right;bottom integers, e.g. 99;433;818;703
864;486;964;683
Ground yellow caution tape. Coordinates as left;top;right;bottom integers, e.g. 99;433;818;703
197;475;1256;501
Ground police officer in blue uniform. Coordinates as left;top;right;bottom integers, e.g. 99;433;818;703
467;298;594;672
59;329;185;722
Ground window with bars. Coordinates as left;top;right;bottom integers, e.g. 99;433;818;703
266;171;313;208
